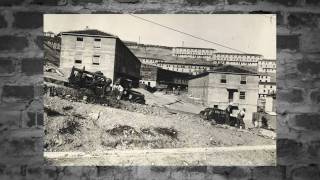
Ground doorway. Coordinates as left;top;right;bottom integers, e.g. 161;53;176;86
227;89;238;103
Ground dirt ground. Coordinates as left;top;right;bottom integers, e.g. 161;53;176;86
44;92;275;152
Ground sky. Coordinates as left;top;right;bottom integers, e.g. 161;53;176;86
44;14;276;59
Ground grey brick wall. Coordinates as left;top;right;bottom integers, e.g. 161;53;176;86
0;0;319;179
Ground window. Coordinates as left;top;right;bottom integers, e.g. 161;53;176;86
75;60;82;64
74;54;82;64
240;75;246;84
76;37;83;48
77;37;83;41
220;74;227;83
92;55;100;65
214;105;218;108
240;91;246;100
94;38;101;48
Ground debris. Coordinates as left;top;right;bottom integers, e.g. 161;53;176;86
44;107;64;117
72;113;86;119
58;118;81;135
259;129;276;139
106;125;140;136
62;106;73;111
140;128;155;136
154;127;178;139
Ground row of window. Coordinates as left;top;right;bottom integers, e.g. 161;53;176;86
215;57;258;61
259;61;276;64
259;80;270;82
74;54;100;65
76;37;101;48
174;51;214;54
262;89;276;93
161;64;209;69
214;54;260;58
220;75;247;84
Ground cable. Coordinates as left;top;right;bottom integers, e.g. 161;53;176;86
128;14;248;54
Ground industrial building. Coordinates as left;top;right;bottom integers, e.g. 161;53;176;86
258;81;276;98
138;56;165;65
172;46;216;59
210;52;262;67
58;29;141;86
258;72;271;83
156;61;218;75
188;65;259;126
140;64;191;89
258;59;276;73
44;32;61;51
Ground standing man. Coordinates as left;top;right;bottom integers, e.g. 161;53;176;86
113;79;124;100
237;108;246;129
225;102;233;125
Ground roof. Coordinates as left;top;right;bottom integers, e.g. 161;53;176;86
59;29;117;38
211;65;257;75
259;81;276;85
189;65;258;80
138;56;165;61
160;60;217;66
173;46;216;51
258;72;271;76
261;59;276;61
214;52;262;56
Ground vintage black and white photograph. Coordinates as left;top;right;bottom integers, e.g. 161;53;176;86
43;14;276;166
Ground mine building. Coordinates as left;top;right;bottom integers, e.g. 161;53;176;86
44;32;61;51
140;64;191;90
258;81;276;98
188;65;259;126
258;59;276;73
210;52;262;67
258;72;272;83
138;56;165;65
156;60;219;75
172;46;216;59
58;29;141;86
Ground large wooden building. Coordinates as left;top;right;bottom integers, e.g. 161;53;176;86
140;64;191;89
58;29;141;86
188;65;259;126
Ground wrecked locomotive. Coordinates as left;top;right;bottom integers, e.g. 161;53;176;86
67;66;145;104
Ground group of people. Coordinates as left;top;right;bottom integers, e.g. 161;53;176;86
225;103;246;129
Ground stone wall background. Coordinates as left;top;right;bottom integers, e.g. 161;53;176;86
0;0;319;179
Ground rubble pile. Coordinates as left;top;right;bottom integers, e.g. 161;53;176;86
118;101;170;116
100;124;179;149
44;83;122;108
58;117;82;135
153;127;178;139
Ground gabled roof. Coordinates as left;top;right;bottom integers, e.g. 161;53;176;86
189;65;258;80
211;65;257;75
59;29;117;38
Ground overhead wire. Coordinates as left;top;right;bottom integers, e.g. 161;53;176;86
128;14;249;54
